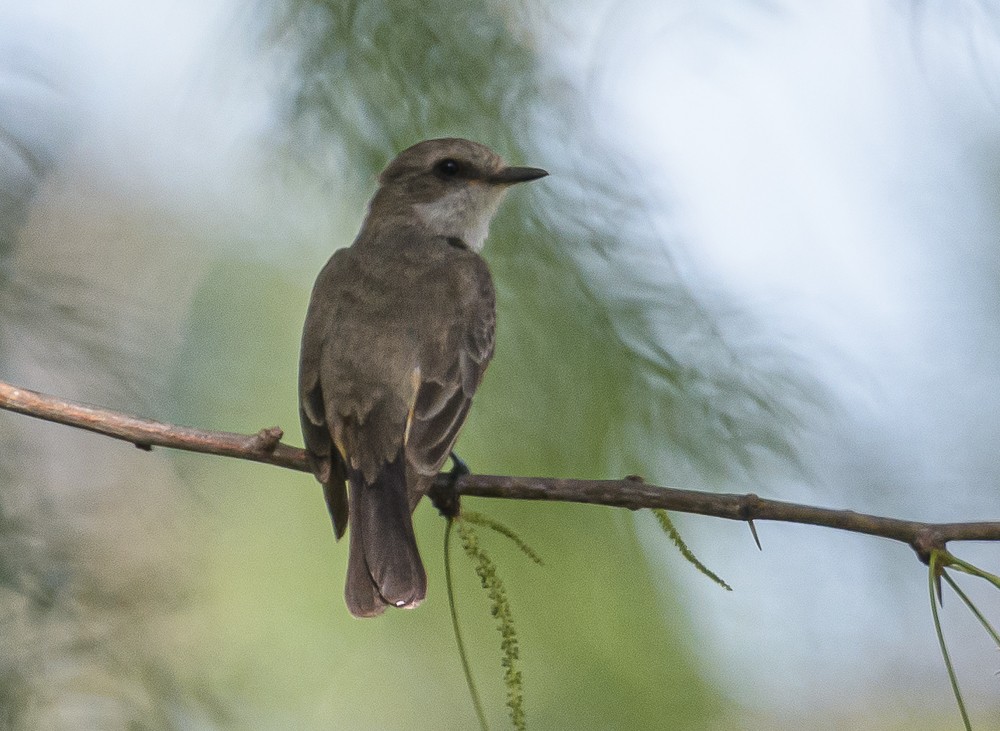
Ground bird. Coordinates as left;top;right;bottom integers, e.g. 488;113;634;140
298;138;547;617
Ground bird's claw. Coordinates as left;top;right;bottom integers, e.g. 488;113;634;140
429;451;469;519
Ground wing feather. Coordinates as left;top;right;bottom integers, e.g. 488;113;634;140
405;253;495;479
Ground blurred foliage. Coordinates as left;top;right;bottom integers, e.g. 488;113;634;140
0;43;64;261
13;0;1000;728
273;0;538;174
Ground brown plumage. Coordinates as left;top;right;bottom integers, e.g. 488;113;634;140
299;138;546;617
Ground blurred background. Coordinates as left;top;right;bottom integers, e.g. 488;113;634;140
1;0;999;728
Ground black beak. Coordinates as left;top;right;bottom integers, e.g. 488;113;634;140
488;166;549;185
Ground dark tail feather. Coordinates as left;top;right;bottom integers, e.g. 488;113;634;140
344;456;426;618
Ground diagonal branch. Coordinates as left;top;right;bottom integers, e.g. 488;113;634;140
0;380;309;471
1;379;998;560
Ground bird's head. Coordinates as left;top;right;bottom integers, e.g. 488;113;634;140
367;138;547;251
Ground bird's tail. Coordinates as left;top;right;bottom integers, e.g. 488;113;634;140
344;454;427;618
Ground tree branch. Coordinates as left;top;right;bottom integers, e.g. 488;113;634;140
0;380;308;471
1;379;998;560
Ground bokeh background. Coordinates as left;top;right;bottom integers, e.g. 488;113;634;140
1;0;999;728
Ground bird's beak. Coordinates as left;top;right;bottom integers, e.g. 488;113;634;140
488;166;549;185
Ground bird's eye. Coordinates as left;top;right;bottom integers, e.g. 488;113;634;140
435;159;460;177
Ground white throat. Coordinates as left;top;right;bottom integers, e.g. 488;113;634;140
413;186;505;252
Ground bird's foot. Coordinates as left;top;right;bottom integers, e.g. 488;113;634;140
429;451;469;519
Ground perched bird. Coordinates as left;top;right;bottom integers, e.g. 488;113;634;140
299;138;547;617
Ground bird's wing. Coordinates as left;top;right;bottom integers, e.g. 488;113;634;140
299;255;350;538
404;252;496;483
